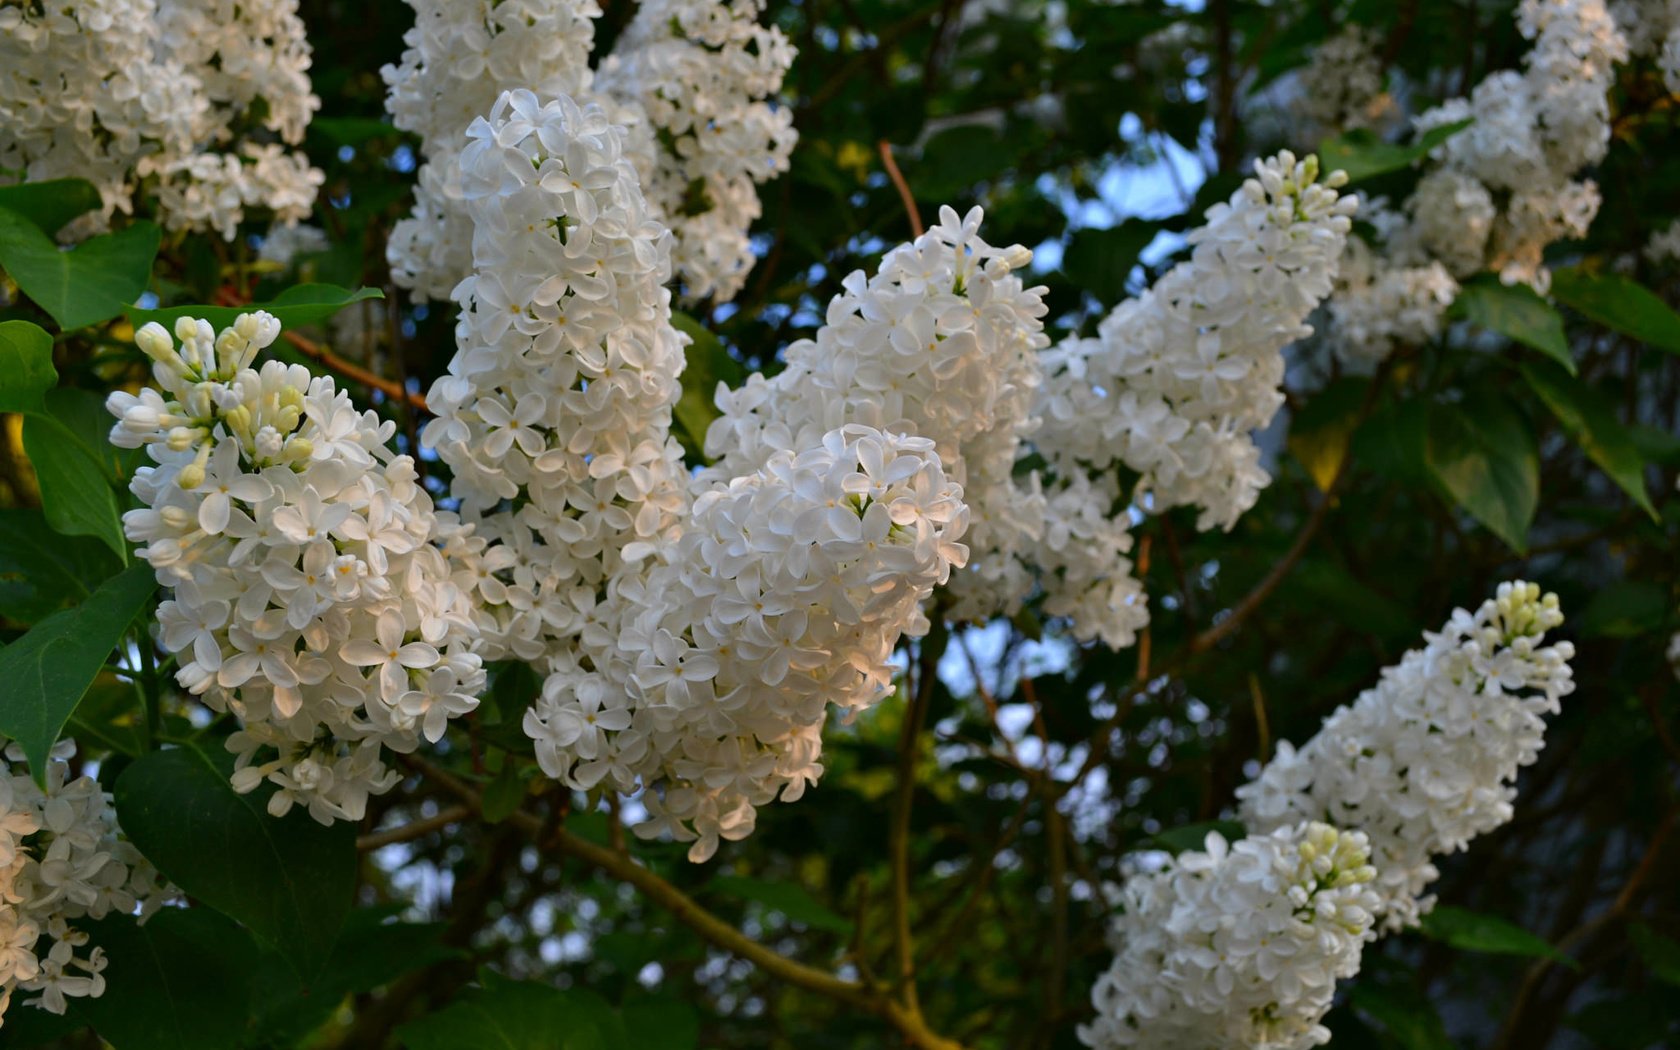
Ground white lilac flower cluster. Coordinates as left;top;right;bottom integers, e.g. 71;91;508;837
701;204;1047;619
1293;26;1394;136
1081;583;1574;1047
423;91;968;861
1078;822;1382;1050
381;0;603;301
420;89;692;668
0;0;322;240
1608;0;1680;90
1035;153;1357;533
382;0;794;303
1237;581;1576;930
107;311;484;825
0;740;173;1027
549;425;968;862
1329;0;1628;363
593;0;799;302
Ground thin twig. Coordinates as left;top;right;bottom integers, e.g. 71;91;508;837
414;758;968;1050
356;804;473;851
213;288;428;411
879;140;925;238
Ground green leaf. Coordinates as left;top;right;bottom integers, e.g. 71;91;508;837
398;975;630;1050
253;909;467;1045
1454;276;1574;373
481;757;526;823
0;179;102;238
1628;923;1680;986
1288;377;1368;491
126;283;384;331
67;677;148;757
0;319;57;413
1521;361;1655;519
1061;219;1154;308
0;208;159;330
671;310;743;459
1425;393;1538;553
1566;993;1678;1050
1418;905;1579;969
1143;820;1247;856
1550;267;1680;355
1576;581;1669;638
623;995;701;1050
0;507;120;625
1344;981;1452;1050
22;412;127;560
710;874;855;936
0;563;154;779
39;386;145;484
71;909;257;1050
309;116;404;147
114;743;358;979
1318;118;1472;184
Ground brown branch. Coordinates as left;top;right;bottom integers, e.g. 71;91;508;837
415;759;968;1050
879;140;925;239
356;804;473;851
213;288;428;411
1493;808;1677;1050
890;629;944;1021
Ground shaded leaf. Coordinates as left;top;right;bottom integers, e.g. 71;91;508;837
671;310;743;460
72;909;257;1050
1289;377;1368;491
253;909;466;1045
0;209;159;329
1628;923;1680;987
1454;276;1573;373
1318;119;1472;184
1344;981;1452;1050
1521;361;1655;519
0;179;102;238
0;320;56;413
623;995;701;1050
310;116;404;146
114;743;358;979
1566;993;1677;1050
710;874;855;936
22;412;127;560
1550;267;1680;355
1143;820;1247;856
0;508;120;625
0;563;154;779
1425;394;1538;553
67;677;148;758
126;283;384;331
1419;906;1579;969
1062;219;1153;307
1576;581;1669;638
398;974;630;1050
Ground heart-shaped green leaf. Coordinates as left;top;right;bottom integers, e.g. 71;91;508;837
0;563;155;779
71;908;259;1050
0;208;159;330
115;744;358;980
